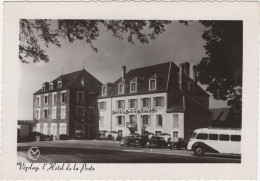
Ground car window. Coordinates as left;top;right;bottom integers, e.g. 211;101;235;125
219;134;229;141
190;132;197;139
209;134;218;140
196;133;208;140
231;135;241;141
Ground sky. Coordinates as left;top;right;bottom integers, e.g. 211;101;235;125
18;21;228;120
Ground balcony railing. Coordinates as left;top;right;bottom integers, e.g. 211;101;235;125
126;122;137;128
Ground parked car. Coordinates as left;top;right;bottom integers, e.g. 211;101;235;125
147;136;167;148
75;130;84;139
131;135;149;147
119;136;135;146
168;138;187;149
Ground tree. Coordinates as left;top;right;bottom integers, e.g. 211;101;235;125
195;21;242;127
19;20;171;63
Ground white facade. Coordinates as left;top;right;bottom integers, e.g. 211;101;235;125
98;92;184;137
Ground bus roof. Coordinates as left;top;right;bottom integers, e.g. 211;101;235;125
193;127;241;134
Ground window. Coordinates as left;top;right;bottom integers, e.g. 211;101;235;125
149;79;156;90
43;123;48;135
88;94;95;106
130;82;137;93
98;102;106;110
42;85;45;91
44;94;48;105
52;93;57;105
155;97;164;107
44;109;48;119
117;116;125;126
142;98;150;108
173;131;178;138
117;100;125;109
231;135;241;141
59;123;67;134
118;83;124;94
49;83;53;90
129;115;137;124
61;91;66;103
209;134;218;140
36;96;40;106
102;86;107;96
142;115;149;126
36;109;40;119
50;123;57;135
58;81;62;88
76;107;84;118
219;134;229;141
77;91;84;104
173;114;179;127
190;132;197;139
129;99;137;109
52;107;56;119
156;114;163;127
36;123;40;133
196;133;208;140
118;130;123;137
99;116;105;126
61;106;66;119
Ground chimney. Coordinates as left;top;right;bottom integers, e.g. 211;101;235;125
122;65;126;81
179;63;184;90
193;65;198;83
184;62;190;76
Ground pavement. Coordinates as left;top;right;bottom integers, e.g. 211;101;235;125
17;140;241;163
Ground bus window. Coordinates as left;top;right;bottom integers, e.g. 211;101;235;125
209;134;218;140
219;134;229;141
231;135;241;141
190;132;197;139
196;133;208;140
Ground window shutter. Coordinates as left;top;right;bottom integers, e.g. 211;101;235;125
161;97;164;107
140;115;143;126
123;101;125;109
128;100;130;109
148;98;151;108
141;98;143;108
153;97;156;107
104;102;107;111
116;117;118;126
122;116;125;126
156;114;158;126
148;115;151;126
116;100;118;109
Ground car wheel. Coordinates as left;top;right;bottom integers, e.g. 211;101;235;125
194;147;205;156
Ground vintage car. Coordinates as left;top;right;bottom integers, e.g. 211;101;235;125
147;136;167;148
119;135;135;146
168;138;187;149
131;135;149;147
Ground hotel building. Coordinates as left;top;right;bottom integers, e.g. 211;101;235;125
97;62;212;141
33;69;102;139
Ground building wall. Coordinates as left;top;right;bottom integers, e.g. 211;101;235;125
98;93;185;137
183;96;212;142
33;90;70;136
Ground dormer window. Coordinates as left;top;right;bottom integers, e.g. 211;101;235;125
42;85;45;91
149;79;156;91
130;82;137;93
102;86;107;96
49;83;53;90
58;81;62;88
118;83;124;94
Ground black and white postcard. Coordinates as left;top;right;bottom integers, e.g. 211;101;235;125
1;1;259;180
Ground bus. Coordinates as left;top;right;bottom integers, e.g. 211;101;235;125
187;127;241;156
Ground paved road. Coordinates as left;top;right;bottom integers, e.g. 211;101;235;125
17;140;241;163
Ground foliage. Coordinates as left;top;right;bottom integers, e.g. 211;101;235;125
19;20;171;63
196;21;242;125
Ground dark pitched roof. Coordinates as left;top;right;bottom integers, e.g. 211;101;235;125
210;108;231;121
167;96;185;112
99;62;172;98
33;69;102;95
